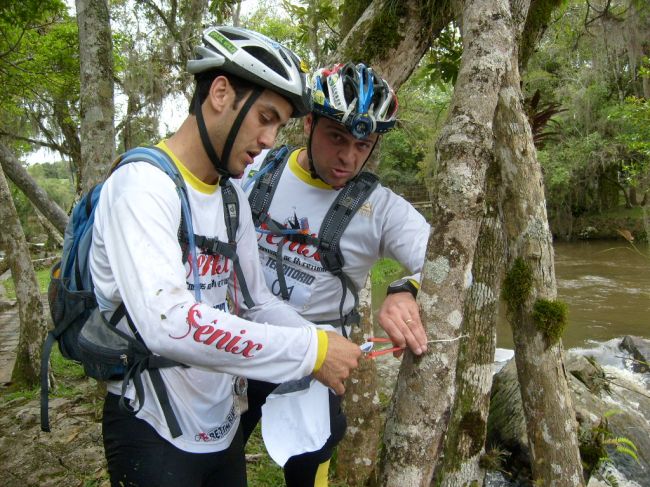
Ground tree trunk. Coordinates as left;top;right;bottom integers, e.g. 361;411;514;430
494;39;585;487
335;0;452;89
0;142;69;235
35;209;64;250
76;0;115;192
376;0;520;485
52;99;83;186
335;278;382;486
0;167;48;387
435;161;506;486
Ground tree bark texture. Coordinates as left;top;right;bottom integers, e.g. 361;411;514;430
377;0;518;485
494;40;585;487
435;161;506;486
335;0;452;90
76;0;115;192
335;278;382;486
0;143;69;235
0;168;48;387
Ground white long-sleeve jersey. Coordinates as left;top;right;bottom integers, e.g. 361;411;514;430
89;142;321;453
241;148;431;325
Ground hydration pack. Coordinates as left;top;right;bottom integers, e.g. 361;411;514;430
247;145;378;333
41;146;251;438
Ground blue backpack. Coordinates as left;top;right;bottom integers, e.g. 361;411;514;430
40;146;251;438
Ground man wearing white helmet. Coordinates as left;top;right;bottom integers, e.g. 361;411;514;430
240;63;430;486
89;28;360;486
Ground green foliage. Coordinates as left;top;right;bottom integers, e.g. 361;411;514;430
501;258;533;311
579;410;639;486
2;267;50;300
524;0;650;235
532;298;568;344
0;0;79;157
420;23;463;89
478;446;510;472
281;0;340;65
8;160;74;241
378;71;451;190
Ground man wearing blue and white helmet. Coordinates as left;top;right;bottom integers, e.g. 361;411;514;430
94;29;362;487
240;63;430;486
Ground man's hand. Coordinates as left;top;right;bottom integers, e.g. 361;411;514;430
377;292;427;356
312;331;361;395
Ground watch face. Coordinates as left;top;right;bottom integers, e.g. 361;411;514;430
390;278;409;289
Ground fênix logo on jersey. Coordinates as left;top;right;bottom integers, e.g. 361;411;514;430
169;304;264;358
186;253;231;278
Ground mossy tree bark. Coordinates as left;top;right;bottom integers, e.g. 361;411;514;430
376;0;522;484
76;0;115;192
0;167;48;387
330;2;453;484
495;30;585;487
434;160;506;486
335;0;452;88
335;278;382;486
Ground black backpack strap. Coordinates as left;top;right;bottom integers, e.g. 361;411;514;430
319;172;379;336
187;179;256;310
248;145;294;227
193;234;256;309
248;147;325;301
107;304;185;438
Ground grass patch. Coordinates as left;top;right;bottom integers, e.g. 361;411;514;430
370;258;405;289
2;267;50;300
587;206;644;220
246;424;286;486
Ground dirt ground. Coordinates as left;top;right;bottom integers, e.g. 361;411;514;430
0;378;109;487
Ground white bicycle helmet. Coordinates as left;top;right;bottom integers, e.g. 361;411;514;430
311;62;398;139
187;26;311;181
187;26;311;117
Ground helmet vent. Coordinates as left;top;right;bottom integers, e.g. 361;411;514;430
220;31;247;41
278;48;290;66
243;46;288;79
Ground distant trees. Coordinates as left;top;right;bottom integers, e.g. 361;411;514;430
526;0;650;237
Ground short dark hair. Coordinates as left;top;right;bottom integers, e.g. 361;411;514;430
189;70;257;115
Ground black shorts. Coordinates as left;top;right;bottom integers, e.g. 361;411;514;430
102;393;246;487
241;380;346;487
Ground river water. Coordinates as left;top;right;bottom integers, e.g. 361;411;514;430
496;241;650;349
372;241;650;350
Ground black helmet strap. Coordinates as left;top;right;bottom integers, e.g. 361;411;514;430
194;86;263;181
307;115;321;181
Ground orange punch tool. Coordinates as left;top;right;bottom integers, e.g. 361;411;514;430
360;337;404;359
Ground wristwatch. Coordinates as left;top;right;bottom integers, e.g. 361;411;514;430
386;278;419;299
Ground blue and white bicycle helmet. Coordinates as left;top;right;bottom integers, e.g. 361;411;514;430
311;62;398;139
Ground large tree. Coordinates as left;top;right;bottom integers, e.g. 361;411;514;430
0;164;48;387
495;34;585;487
376;0;520;483
76;0;115;191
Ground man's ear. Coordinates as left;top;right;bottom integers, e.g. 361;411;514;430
208;76;230;113
303;112;313;135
